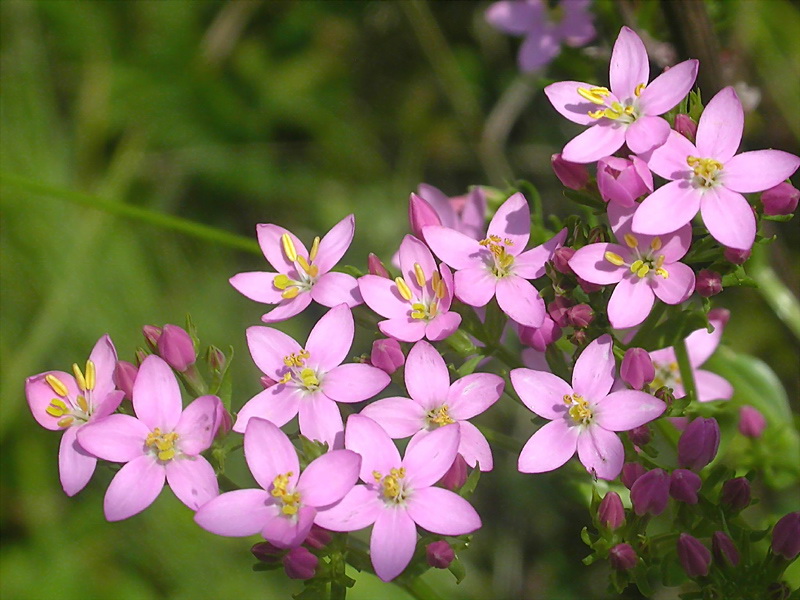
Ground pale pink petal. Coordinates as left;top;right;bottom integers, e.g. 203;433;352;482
378;318;426;343
487;193;530;253
484;0;538;35
232;385;301;433
244;417;300;491
359;275;409;319
695;87;743;162
685;309;728;367
518;418;579;473
437;263;456;311
399;235;437;296
513;228;568;279
454;267;497;307
610;26;649;101
496;276;545;328
297;449;361;508
424;311;461;341
569;243;627;285
93;390;125;420
166;456;219;510
447;373;503;420
694;370;734;403
460;188;487;239
26;371;79;431
626;116;671;154
132;356;182;431
313;485;382;532
345;415;401;482
404;341;450;411
607;276;655;329
510;369;572;420
323;364;390;403
402;423;459;488
723;150;800;194
645;130;696;181
229;272;285;304
246;326;302;380
416;185;455;229
256;224;308;273
298;395;344;449
422;226;484;270
562;123;627;164
174;395;221;455
260;294;313;323
194;489;272;536
572;334;616;401
59;426;97;496
360;397;426;438
518;26;561;72
631;180;701;235
88;334;118;400
456;421;493;471
311;272;362;308
638;60;699;115
406;486;481;535
104;455;165;521
371;507;417;582
262;505;316;549
576;426;624;480
76;414;149;462
593;390;666;431
700;187;756;250
652;262;695;305
306;304;353;372
314;214;355;274
544;81;611;126
655;224;693;264
559;0;595;45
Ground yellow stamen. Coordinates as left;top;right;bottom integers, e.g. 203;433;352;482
76;395;89;413
431;271;441;290
273;274;291;290
588;109;605;119
429;405;455;427
373;470;383;482
413;263;426;288
630;259;644;273
72;363;87;392
395;277;413;301
624;234;638;248
650;237;662;251
429;300;438;317
655;255;665;268
279;373;292;384
605;251;625;266
577;86;610;105
281;287;300;299
281;233;298;262
46;398;68;417
84;360;96;391
655;267;669;279
309;236;320;261
411;303;427;320
300;368;319;388
57;416;75;428
634;83;645;97
297;255;312;274
636;263;650;278
45;374;68;397
145;428;179;462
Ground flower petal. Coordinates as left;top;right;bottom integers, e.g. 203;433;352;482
572;334;616;401
297;449;361;508
246;326;302;380
518;418;579;473
311;272;362;308
513;228;568;279
88;334;118;400
370;507;417;582
569;243;627;285
518;27;561;72
406;486;481;535
723;150;800;194
166;456;219;510
232;385;301;434
685;309;729;367
314;485;382;532
244;417;299;491
306;305;353;372
631;180;701;236
298;394;344;449
447;373;504;420
345;414;402;481
256;224;308;273
457;421;493;471
399;235;437;296
260;294;313;323
544;80;611;126
607;276;655;329
610;26;649;101
511;369;572;420
229;271;285;304
594;390;666;431
645;130;697;181
26;371;79;431
359;275;409;319
404;341;450;411
194;489;272;536
454;267;496;307
174;395;221;455
76;414;149;462
496;276;545;328
104;455;165;521
360;397;426;438
562;122;627;164
133;355;183;431
700;187;756;250
59;426;97;496
695;87;743;162
626;115;671;154
416;185;455;229
576;427;624;480
323;364;390;404
652;262;695;305
694;370;734;403
484;0;538;35
487;193;530;253
638;59;699;115
423;226;483;270
378;318;426;343
314;214;355;274
262;505;316;549
402;423;459;488
424;311;461;341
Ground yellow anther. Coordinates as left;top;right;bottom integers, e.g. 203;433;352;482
309;236;320;262
413;263;426;287
297;255;312;274
650;237;662;251
504;238;514;246
624;234;638;248
435;279;446;298
146;428;179;462
636;263;650;278
279;372;292;384
411;303;427;320
281;287;300;299
158;448;176;461
76;395;89;413
46;398;68;417
300;368;320;388
84;360;96;391
45;374;69;397
577;87;609;105
281;233;298;262
655;255;665;268
623;105;635;115
604;251;625;266
281;504;298;516
588;109;605;119
634;83;646;97
373;470;383;481
431;271;441;290
395;277;413;301
273;274;291;290
563;394;572;405
630;259;644;273
655;267;669;279
429;300;438;317
429;405;455;427
72;363;87;392
57;416;75;428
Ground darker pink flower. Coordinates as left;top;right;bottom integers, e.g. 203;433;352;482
415;183;487;241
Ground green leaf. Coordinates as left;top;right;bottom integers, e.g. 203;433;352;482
456;355;484;377
447;558;467;584
458;465;481;498
630;308;709;351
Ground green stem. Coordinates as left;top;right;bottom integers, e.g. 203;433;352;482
674;336;697;405
750;255;800;342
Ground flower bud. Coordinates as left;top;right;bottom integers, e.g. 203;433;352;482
426;540;455;569
674;114;698;142
677;533;711;578
304;525;332;550
767;582;792;600
134;348;148;366
596;156;653;206
628;425;651;447
215;406;232;439
695;269;723;297
569;329;587;347
547;296;573;327
566;304;594;328
142;325;162;351
678;417;720;471
518;316;562;352
621;462;647;489
251;541;284;563
654;386;675;408
720;477;751;512
723;247;751;265
669;469;702;504
609;543;638;571
367;253;390;278
551;153;589;190
260;375;277;389
438;454;468;491
207;345;226;373
408;193;442;239
771;512;800;560
738;405;766;438
577;277;603;294
113;360;138;401
283;547;318;580
630;468;670;516
370;338;405;375
761;182;799;216
157;324;196;371
620;348;655;390
711;531;740;567
597;491;625;530
552;246;576;275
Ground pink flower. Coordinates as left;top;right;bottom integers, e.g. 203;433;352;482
314;415;481;581
194;418;361;549
596;155;654;206
25;335;125;496
77;355;222;520
361;340;504;471
649;308;732;402
512;334;666;480
414;184;487;241
234;305;391;448
230;215;362;323
423;193;567;328
569;202;695;329
360;235;461;342
545;26;698;162
633;87;800;250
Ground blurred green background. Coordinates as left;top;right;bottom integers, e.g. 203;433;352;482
1;1;798;599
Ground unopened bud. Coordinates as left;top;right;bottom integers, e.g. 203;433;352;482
207;345;226;373
669;469;702;504
711;531;740;567
368;253;390;278
771;512;800;560
157;324;196;371
678;417;720;471
654;386;675;406
738;405;766;438
113;361;138;401
695;269;723;297
134;348;148;366
596;156;653;206
547;296;573;327
304;525;332;550
628;425;651;447
552;246;576;274
142;325;162;351
620;348;655;390
569;329;588;347
251;541;283;563
551;153;589;190
723;247;751;265
283;547;318;580
518;316;562;351
597;491;625;530
621;462;647;489
370;338;405;375
609;543;638;571
577;277;603;294
761;182;799;216
721;477;751;512
438;454;468;491
630;468;670;516
261;375;278;389
566;304;594;328
426;540;455;569
409;193;442;239
674;114;698;142
677;533;711;578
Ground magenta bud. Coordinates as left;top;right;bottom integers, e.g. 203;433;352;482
551;153;589;190
283;547;318;580
677;533;711;578
723;247;751;265
409;193;442;239
630;468;670;516
674;114;698;142
370;338;405;375
738;405;766;438
669;469;702;504
771;512;800;560
426;540;455;569
142;325;162;350
566;304;594;328
251;541;284;563
711;531;740;567
695;269;723;297
609;543;638;571
552;247;576;275
720;477;751;511
207;345;226;373
569;329;587;347
598;491;625;530
621;462;647;489
157;324;196;371
438;454;469;491
596;156;654;206
654;386;675;406
215;407;232;439
261;375;278;389
628;425;651;447
304;525;332;550
620;348;655;390
519;316;562;352
113;360;138;401
577;277;603;294
761;182;799;216
367;253;390;278
678;417;720;471
547;296;574;327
